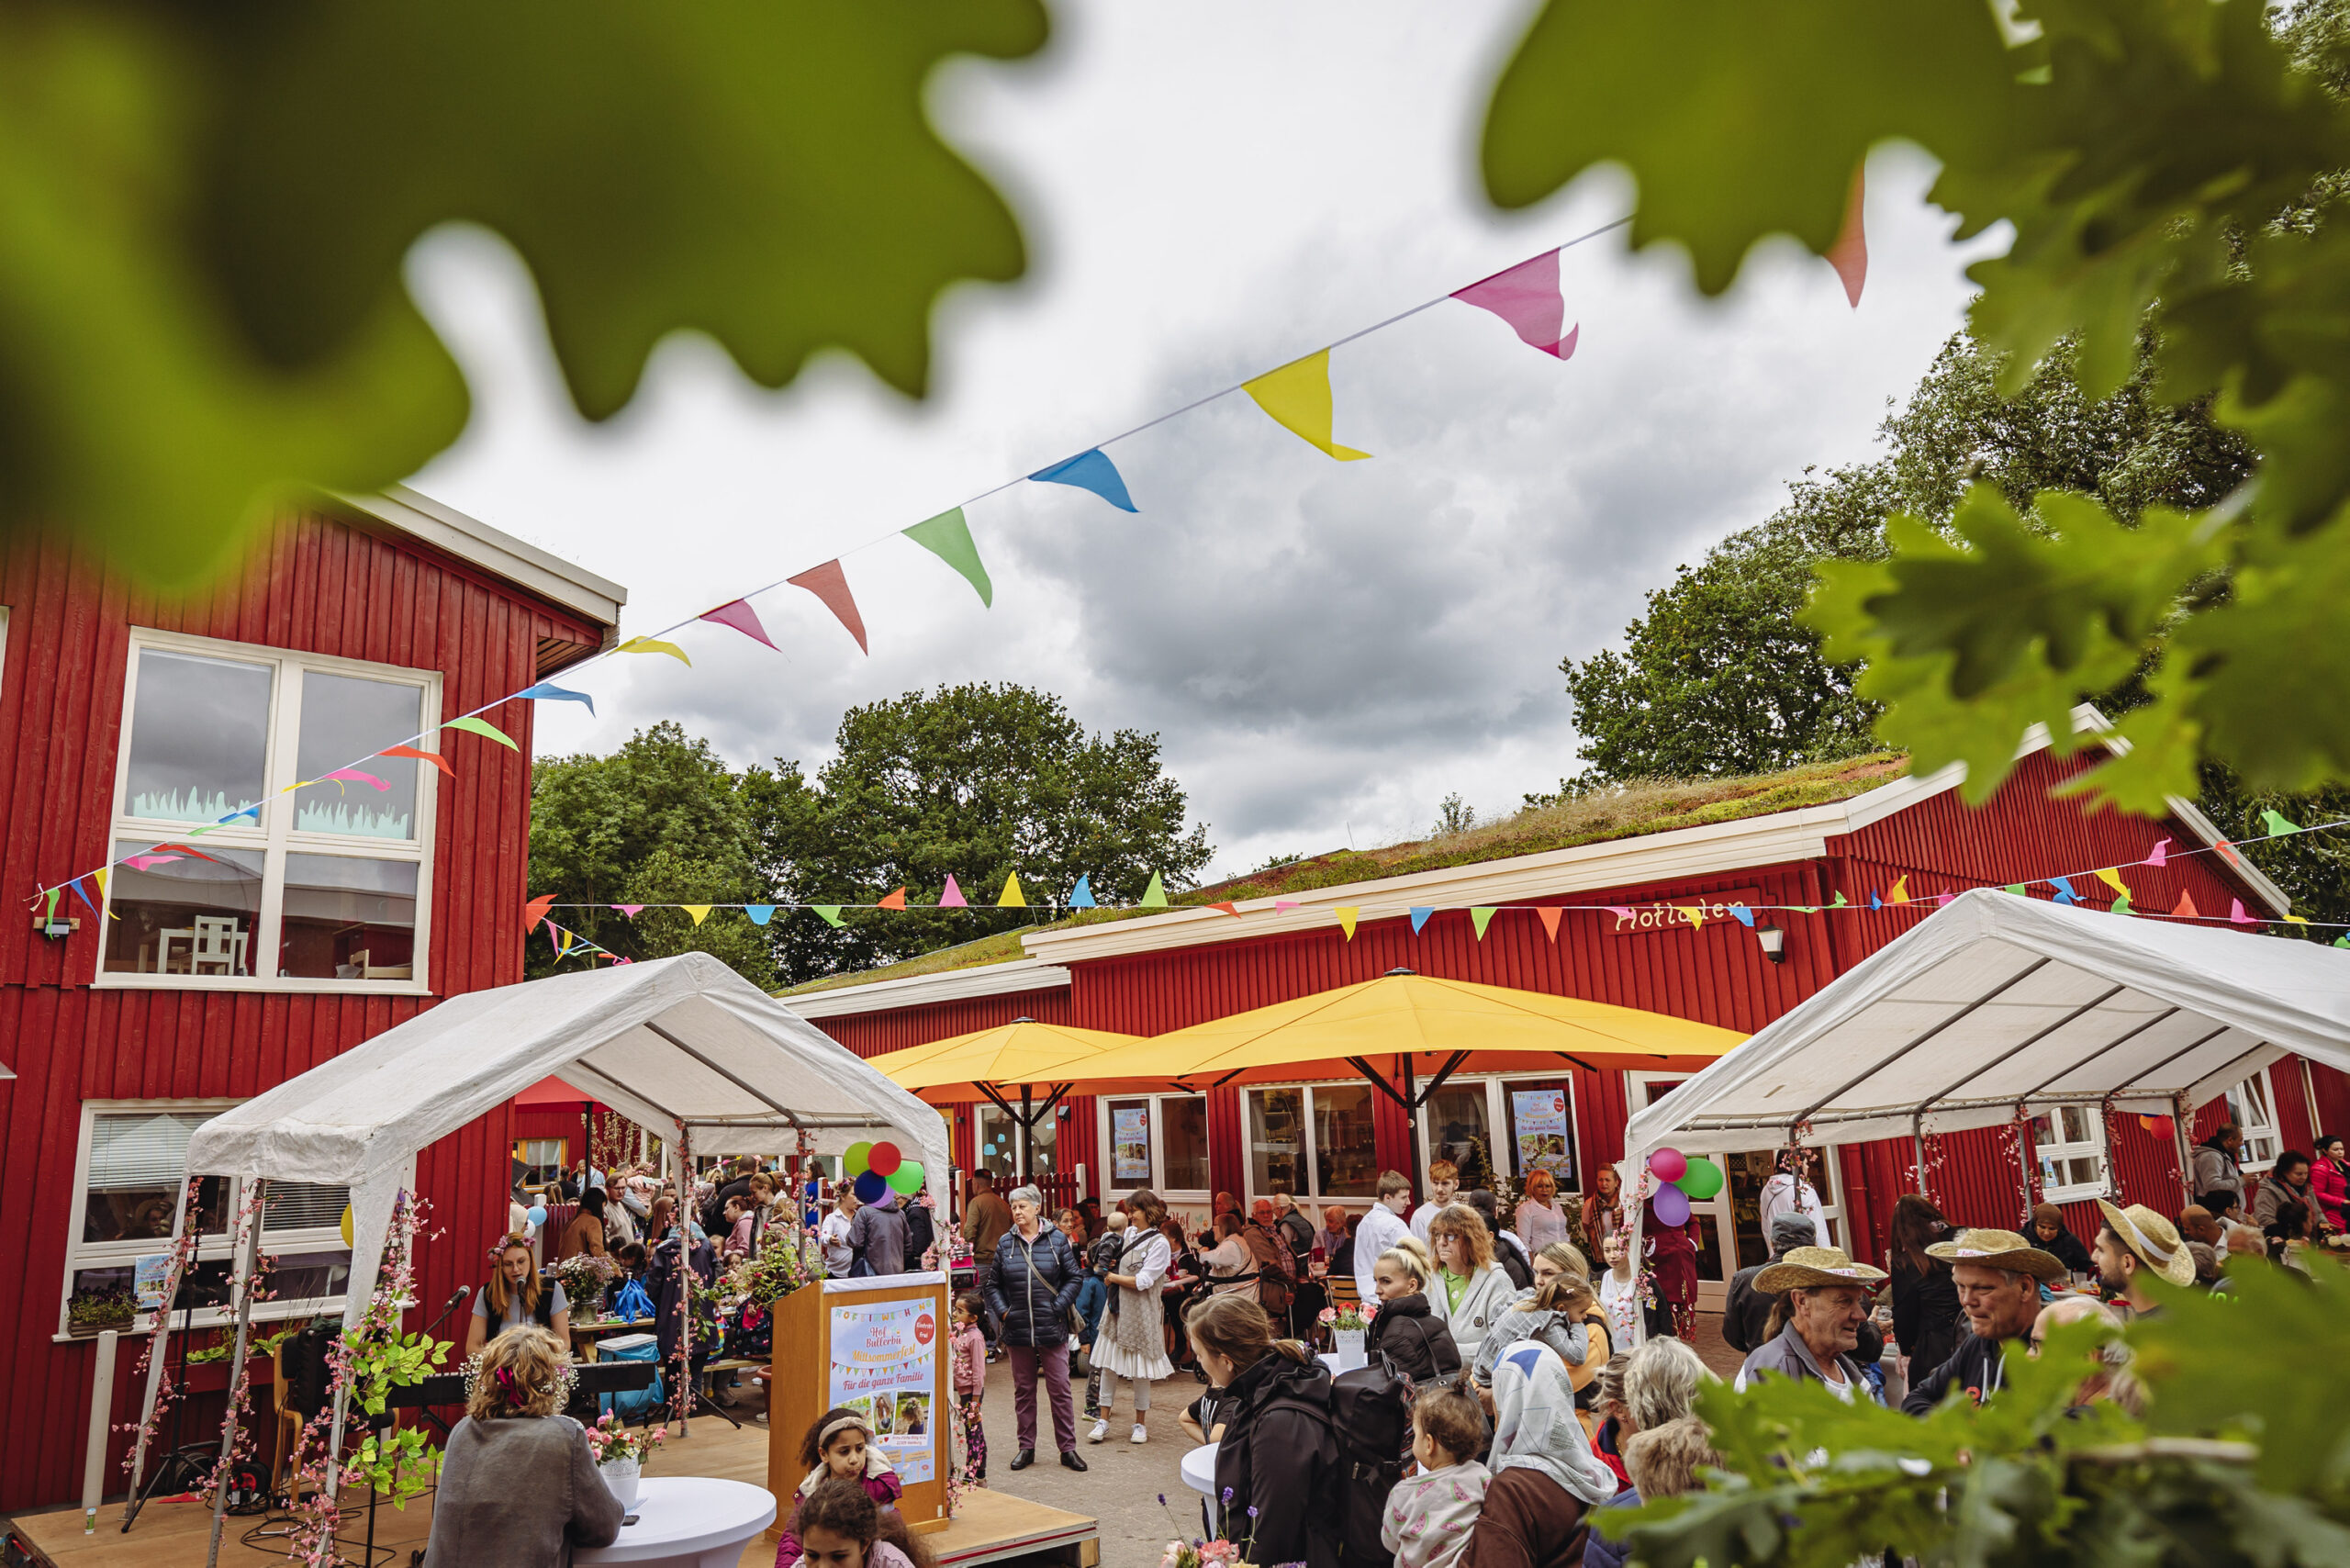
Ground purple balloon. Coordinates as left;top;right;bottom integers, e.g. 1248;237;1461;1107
1651;1183;1692;1227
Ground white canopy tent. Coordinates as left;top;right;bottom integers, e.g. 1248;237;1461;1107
1623;888;2350;1179
147;953;947;1558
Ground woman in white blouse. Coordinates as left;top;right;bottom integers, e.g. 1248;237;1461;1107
1513;1168;1572;1255
1425;1204;1518;1361
1089;1189;1177;1444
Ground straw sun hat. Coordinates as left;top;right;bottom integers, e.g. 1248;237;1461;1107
1751;1245;1889;1294
2097;1199;2198;1287
1925;1226;2068;1281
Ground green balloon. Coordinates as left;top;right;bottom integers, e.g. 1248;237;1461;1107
887;1159;925;1195
1673;1157;1725;1201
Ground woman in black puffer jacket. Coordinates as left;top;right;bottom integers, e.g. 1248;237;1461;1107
1190;1294;1341;1568
1362;1241;1460;1385
983;1184;1086;1471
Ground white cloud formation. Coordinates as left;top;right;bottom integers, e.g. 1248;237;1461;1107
404;1;2000;880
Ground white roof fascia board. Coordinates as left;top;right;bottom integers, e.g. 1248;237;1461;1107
334;486;627;633
780;958;1072;1020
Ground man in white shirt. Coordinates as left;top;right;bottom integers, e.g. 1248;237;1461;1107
1758;1148;1828;1247
1408;1159;1460;1248
1353;1170;1415;1306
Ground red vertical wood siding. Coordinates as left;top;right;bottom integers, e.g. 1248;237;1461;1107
0;510;600;1512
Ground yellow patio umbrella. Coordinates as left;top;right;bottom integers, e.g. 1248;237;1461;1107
866;1018;1144;1182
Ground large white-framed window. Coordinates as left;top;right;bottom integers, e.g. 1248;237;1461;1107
98;627;439;993
2030;1103;2111;1203
1416;1074;1583;1194
976;1103;1059;1184
2225;1069;2283;1172
61;1100;353;1338
1097;1092;1210;1201
1244;1081;1379;1204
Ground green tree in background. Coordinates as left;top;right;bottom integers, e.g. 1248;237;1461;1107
6;1;1042;584
761;683;1214;984
1482;0;2350;815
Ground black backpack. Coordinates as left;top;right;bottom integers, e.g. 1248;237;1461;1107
1325;1344;1467;1568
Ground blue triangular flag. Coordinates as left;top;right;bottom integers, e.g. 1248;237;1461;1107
2050;876;2080;905
219;802;260;823
68;876;99;917
1409;907;1435;934
1069;875;1095;909
744;905;776;925
1868;890;1882;911
518;682;595;716
1729;903;1754;928
1029;449;1137;512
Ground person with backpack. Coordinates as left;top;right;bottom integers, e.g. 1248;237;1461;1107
1364;1242;1463;1386
1459;1343;1619;1568
1188;1293;1341;1568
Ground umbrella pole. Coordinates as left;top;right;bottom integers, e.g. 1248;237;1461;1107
1019;1083;1033;1185
1401;1055;1423;1199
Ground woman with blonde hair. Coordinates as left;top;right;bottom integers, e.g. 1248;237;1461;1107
1427;1205;1516;1361
1515;1168;1572;1254
426;1327;620;1566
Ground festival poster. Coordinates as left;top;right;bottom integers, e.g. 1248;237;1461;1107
827;1300;938;1484
1512;1089;1573;1182
1113;1106;1151;1182
133;1253;173;1309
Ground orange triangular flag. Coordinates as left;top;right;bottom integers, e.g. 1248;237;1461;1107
2173;890;2200;920
789;559;869;654
522;892;556;933
1536;906;1563;942
1824;162;1866;308
1208;902;1241;917
878;887;907;910
379;745;454;778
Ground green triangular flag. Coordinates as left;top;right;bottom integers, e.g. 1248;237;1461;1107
2003;883;2026;895
2111;893;2132;915
2336;935;2350;948
1139;871;1169;908
2261;810;2300;837
902;508;993;608
1829;892;1848;908
811;905;845;928
447;714;519;750
1470;907;1498;940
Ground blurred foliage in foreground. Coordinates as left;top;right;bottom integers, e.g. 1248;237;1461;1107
2;1;1043;585
1606;1255;2350;1568
1483;0;2350;814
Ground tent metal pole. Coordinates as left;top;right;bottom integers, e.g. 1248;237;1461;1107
205;1181;267;1568
121;1173;193;1519
1908;986;2128;1119
2010;1010;2193;1102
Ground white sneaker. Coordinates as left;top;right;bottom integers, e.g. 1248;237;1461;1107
1087;1418;1108;1444
1130;1423;1148;1444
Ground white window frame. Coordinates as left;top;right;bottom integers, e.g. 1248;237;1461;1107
59;1099;355;1340
1241;1078;1387;1209
2225;1068;2283;1173
1095;1092;1211;1203
97;626;440;995
2029;1102;2112;1204
1415;1073;1586;1196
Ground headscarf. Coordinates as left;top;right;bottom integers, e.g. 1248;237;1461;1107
1489;1341;1617;1507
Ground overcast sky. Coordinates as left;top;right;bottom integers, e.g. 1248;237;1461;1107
406;2;1998;881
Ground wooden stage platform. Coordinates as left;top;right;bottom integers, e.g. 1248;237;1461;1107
6;1412;1098;1568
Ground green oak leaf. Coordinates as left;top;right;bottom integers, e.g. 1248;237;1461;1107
1480;0;2020;294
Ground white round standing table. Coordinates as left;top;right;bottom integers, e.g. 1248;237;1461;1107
1181;1439;1219;1496
574;1476;778;1568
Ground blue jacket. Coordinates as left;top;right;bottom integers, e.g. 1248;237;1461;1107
986;1224;1082;1348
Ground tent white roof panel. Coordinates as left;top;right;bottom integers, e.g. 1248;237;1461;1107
1624;889;2350;1159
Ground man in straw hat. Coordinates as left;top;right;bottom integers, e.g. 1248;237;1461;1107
2094;1200;2196;1316
1732;1246;1888;1403
1901;1226;2065;1416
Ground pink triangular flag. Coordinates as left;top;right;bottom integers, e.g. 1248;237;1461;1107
700;598;778;650
1536;907;1563;942
614;904;643;918
1275;901;1300;913
1452;248;1576;358
1825;164;1866;308
2146;837;2170;868
788;560;868;655
938;874;968;908
2230;898;2256;925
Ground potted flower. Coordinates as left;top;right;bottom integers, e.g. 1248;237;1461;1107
584;1409;665;1510
66;1287;137;1337
1318;1300;1376;1372
550;1251;617;1319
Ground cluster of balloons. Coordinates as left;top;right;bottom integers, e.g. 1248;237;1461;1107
525;1204;549;1227
1642;1147;1723;1227
845;1140;925;1206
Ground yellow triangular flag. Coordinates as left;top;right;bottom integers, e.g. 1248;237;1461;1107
617;636;691;666
1337;907;1360;941
2286;913;2310;924
1887;874;1909;905
1681;905;1704;928
2094;868;2131;899
998;873;1027;909
1242;350;1371;461
683;904;712;925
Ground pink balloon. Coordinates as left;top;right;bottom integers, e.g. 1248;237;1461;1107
1651;1184;1692;1227
1647;1148;1687;1183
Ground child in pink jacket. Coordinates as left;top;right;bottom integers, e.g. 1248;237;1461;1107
951;1291;989;1484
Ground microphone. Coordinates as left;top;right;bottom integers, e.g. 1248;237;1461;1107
423;1284;473;1338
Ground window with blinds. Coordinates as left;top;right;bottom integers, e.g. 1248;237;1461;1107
83;1113;228;1243
263;1181;352;1234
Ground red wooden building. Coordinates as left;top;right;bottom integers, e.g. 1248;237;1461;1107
0;488;623;1513
784;730;2350;1302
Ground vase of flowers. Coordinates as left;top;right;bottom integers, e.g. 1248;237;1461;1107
550;1252;617;1319
585;1410;664;1511
1319;1301;1375;1372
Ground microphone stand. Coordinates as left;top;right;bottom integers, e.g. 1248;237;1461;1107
406;1290;473;1440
